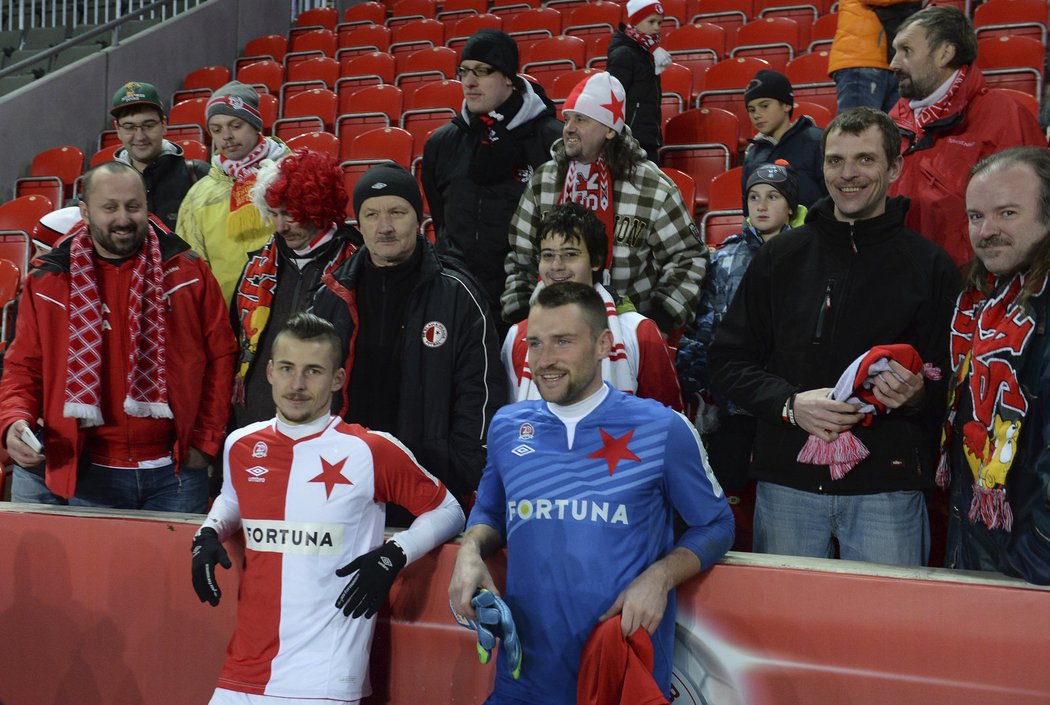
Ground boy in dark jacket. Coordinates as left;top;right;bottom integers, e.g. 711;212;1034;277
607;0;672;163
741;70;828;209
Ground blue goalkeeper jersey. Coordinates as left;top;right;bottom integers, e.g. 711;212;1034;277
468;385;734;705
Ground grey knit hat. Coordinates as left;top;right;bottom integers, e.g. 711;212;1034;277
206;81;263;132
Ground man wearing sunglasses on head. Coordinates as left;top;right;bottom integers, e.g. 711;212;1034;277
421;29;562;334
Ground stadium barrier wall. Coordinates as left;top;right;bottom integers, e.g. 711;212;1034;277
0;504;1047;704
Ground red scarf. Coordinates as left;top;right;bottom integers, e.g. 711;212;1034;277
623;24;660;53
232;227;355;401
215;136;285;240
913;65;968;132
65;222;170;426
560;157;616;264
937;273;1045;531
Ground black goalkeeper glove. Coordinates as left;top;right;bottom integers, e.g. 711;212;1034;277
191;527;231;607
335;540;408;619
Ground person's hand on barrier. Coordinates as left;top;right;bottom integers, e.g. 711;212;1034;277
335;540;407;619
448;542;498;622
191;527;231;607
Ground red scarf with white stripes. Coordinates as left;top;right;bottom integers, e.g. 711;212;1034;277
64;222;170;426
232;225;355;400
560;157;616;264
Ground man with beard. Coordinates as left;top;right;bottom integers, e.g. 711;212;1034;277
941;147;1050;585
450;282;732;705
887;5;1043;266
0;162;237;512
230;149;361;429
501;72;705;336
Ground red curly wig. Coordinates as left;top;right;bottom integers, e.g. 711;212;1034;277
264;148;348;231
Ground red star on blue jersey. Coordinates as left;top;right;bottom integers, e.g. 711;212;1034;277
309;456;352;499
587;428;640;475
601;91;625;126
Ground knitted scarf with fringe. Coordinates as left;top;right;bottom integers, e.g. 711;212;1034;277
64;221;170;426
232;226;355;403
215;136;286;241
560;157;615;265
936;272;1046;531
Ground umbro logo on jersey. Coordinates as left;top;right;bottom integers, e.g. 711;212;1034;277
246;466;269;483
511;445;534;457
252;442;268;458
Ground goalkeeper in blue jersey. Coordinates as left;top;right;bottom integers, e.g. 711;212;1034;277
449;282;734;704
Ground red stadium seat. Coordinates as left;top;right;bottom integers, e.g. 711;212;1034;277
395;46;458;102
660;167;697;220
343;2;387;26
274;88;338;140
238;34;288;72
337;24;392;61
808;11;838;53
978;35;1045;98
388;0;438;27
973;0;1048;44
563;1;622;42
294;6;339;32
283;56;340;107
437;0;488;21
794;100;832;128
15;145;84;203
691;0;751;45
701;166;745;247
730;16;800;73
286;131;341;159
237;59;284;96
174;138;210;161
696;56;771;147
664;23;725;86
504;7;562;54
661;107;739;211
753;0;823;46
784;51;836;116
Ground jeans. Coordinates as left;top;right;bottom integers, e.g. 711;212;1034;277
753;481;930;566
67;462;209;513
11;465;67;505
833;67;900;114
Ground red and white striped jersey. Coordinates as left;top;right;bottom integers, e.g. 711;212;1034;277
203;415;448;702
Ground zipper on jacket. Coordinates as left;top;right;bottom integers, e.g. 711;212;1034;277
849;222;858;255
814;279;834;343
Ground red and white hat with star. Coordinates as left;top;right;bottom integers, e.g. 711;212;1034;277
563;71;627;134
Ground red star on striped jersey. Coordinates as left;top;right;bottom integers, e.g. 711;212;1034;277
601;91;625;126
309;456;352;499
587;428;640;475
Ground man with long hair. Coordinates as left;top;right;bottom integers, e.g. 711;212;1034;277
941;146;1050;584
501;72;706;337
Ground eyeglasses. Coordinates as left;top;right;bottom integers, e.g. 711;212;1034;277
117;120;162;133
456;65;498;79
539;248;584;264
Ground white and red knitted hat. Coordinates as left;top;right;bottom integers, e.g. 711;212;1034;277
627;0;664;25
563;72;627;134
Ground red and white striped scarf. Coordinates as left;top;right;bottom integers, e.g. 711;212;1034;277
623;23;660;53
232;225;355;399
560;157;616;265
64;222;170;426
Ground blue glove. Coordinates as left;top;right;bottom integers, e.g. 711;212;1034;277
450;589;523;679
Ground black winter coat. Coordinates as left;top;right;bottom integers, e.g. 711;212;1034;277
709;196;961;494
310;236;506;505
421;81;562;317
607;27;662;163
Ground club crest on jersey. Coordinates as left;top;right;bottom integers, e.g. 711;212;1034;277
422;321;447;348
252;442;268;458
518;423;534;440
246;466;269;483
512;444;534;457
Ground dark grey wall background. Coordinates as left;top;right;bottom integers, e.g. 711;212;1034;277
0;0;293;202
